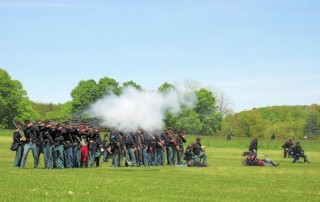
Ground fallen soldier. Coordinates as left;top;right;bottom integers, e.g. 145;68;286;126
242;153;279;167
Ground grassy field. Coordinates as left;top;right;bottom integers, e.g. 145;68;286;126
0;129;319;201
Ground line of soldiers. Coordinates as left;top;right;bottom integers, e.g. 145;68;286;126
103;127;206;167
13;120;103;169
12;121;208;168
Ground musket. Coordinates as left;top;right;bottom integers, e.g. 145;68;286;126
67;125;74;144
157;139;166;152
168;131;178;150
47;132;55;146
136;133;142;161
146;133;155;158
75;135;82;146
13;120;25;138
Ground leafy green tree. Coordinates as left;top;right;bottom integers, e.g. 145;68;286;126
121;80;142;92
304;109;320;136
18;98;41;123
175;109;202;135
236;110;266;137
30;101;62;118
0;69;40;128
195;88;222;135
158;82;176;93
43;101;72;121
222;105;320;138
98;77;120;96
161;87;222;136
70;79;100;115
221;113;239;136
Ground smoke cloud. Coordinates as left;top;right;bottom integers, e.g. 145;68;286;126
88;87;196;132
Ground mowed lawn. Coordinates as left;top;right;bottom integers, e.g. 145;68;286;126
0;129;319;202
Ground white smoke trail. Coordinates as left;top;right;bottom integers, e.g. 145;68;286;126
88;87;196;132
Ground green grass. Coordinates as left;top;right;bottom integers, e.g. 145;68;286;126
1;129;319;201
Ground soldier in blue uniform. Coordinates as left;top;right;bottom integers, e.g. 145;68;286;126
193;137;208;167
176;130;186;165
292;142;310;163
12;122;24;168
20;120;39;169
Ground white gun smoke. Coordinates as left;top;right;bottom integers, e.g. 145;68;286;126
88;87;196;132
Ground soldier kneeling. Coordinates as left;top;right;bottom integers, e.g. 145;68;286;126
184;138;208;167
292;142;310;163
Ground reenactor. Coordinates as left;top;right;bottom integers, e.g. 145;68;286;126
135;130;144;166
94;128;102;167
79;128;89;168
227;131;233;140
41;122;54;169
144;132;156;166
101;134;111;163
88;129;96;167
63;124;74;168
292;142;310;163
242;153;279;166
138;130;147;166
282;139;293;158
49;123;58;168
270;132;276;140
164;127;176;165
184;143;194;166
73;127;82;168
193;137;208;167
248;138;258;155
124;132;137;167
54;125;65;169
176;130;186;165
36;121;45;165
12;122;24;168
20;120;39;169
154;130;166;166
110;129;123;167
88;128;102;167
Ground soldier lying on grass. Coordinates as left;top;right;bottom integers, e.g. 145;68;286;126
242;153;279;167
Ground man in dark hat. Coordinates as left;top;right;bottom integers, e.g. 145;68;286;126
20;120;39;168
248;138;258;155
292;142;310;163
41;122;54;169
192;137;208;167
176;130;186;165
164;127;176;165
124;132;137;167
154;130;166;166
54;125;65;169
184;143;194;166
282;139;293;158
12;122;25;168
101;134;111;163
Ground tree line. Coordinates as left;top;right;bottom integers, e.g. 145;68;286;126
1;68;319;137
0;69;222;135
221;104;320;138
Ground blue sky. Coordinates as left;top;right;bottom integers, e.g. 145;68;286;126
1;0;319;112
